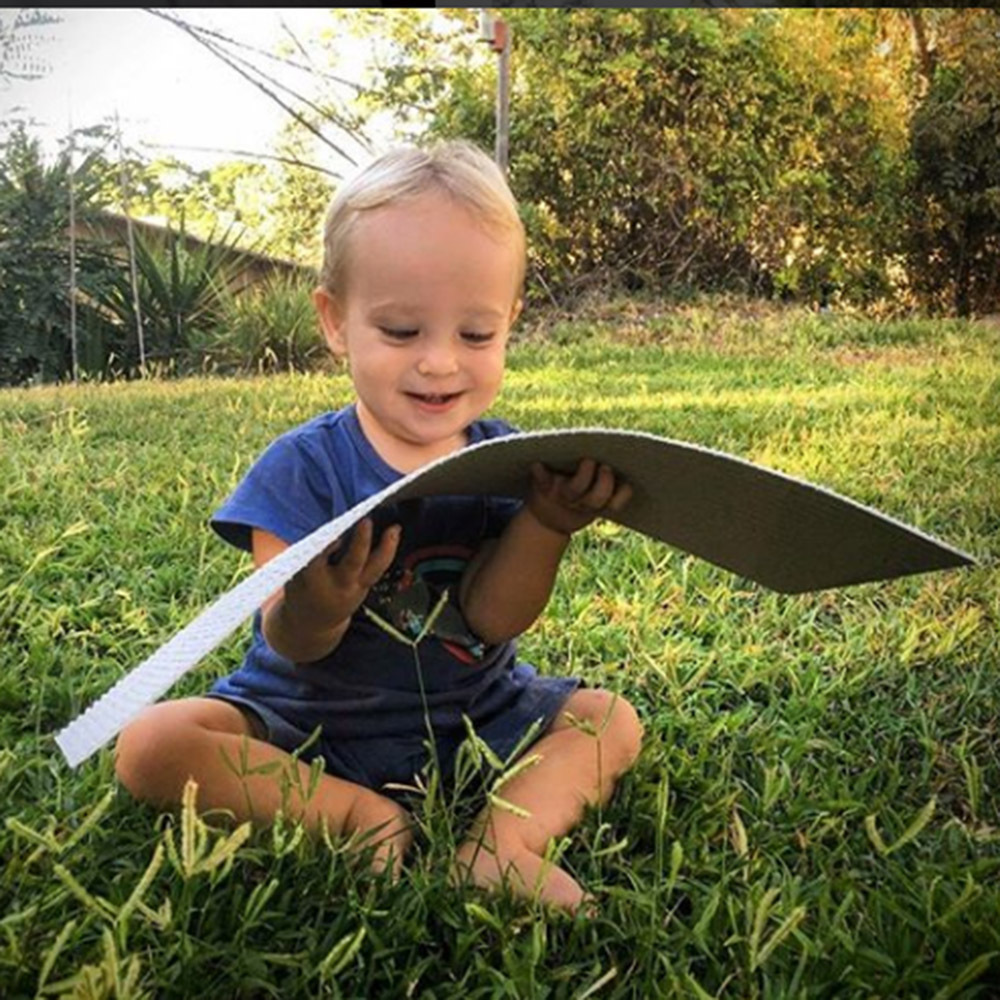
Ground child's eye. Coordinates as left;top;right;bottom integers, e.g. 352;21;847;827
379;327;419;341
461;331;495;345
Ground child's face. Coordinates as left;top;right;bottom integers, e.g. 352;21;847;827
315;190;522;471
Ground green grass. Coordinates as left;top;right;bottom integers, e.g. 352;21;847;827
1;306;999;998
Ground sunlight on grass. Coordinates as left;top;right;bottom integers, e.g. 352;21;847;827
1;311;998;996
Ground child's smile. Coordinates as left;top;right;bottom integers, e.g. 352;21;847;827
405;390;463;413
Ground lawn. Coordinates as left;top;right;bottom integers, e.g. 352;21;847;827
1;305;998;998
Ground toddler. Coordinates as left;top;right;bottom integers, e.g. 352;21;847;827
115;140;643;912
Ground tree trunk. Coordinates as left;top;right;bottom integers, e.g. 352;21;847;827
906;11;937;99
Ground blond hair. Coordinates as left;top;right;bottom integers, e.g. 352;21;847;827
319;140;526;295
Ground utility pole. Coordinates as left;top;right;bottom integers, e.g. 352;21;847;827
479;10;510;174
67;119;79;385
115;113;146;372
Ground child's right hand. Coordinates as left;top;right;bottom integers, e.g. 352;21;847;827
282;518;401;633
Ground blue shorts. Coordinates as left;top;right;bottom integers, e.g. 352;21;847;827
208;662;579;803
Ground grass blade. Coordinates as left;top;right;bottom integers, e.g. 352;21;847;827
36;918;77;993
575;965;617;999
886;797;937;856
318;926;367;981
752;905;807;971
931;952;999;1000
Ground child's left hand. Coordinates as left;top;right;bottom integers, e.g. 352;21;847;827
527;458;632;537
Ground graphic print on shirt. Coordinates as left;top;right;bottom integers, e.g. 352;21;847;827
365;544;486;663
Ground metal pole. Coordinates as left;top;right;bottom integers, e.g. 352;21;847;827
115;113;146;372
68;123;79;385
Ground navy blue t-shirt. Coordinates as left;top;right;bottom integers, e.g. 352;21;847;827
208;404;532;743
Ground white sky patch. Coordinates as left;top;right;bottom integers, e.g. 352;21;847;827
2;8;371;171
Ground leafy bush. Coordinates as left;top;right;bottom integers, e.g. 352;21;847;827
95;222;252;372
0;125;122;385
907;14;1000;317
348;9;913;309
193;273;327;375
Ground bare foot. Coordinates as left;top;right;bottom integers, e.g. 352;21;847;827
452;839;594;914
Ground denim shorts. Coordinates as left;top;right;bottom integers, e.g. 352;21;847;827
208;662;579;804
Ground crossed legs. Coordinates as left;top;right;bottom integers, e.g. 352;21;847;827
114;687;643;911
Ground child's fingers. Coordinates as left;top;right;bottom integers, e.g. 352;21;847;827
531;462;553;492
322;536;345;564
607;479;633;514
359;524;401;587
331;518;374;576
566;461;627;511
579;463;617;509
562;458;598;502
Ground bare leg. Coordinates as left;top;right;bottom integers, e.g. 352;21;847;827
115;698;412;874
453;688;643;911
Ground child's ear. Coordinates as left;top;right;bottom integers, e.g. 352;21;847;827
508;297;523;328
313;288;347;357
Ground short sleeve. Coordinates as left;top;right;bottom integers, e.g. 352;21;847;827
484;495;523;540
474;416;520;442
211;432;347;552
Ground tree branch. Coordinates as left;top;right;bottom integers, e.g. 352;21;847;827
141;8;365;169
138;141;342;179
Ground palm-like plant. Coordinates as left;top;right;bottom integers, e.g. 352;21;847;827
0;125;121;384
194;272;324;375
98;220;250;370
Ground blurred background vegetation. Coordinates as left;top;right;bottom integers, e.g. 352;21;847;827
2;7;999;386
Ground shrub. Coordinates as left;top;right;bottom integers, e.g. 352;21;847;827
193;273;328;375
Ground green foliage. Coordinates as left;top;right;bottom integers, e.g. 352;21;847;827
338;10;915;309
317;9;999;316
261;125;335;265
125;152;332;269
194;273;327;375
126;156;272;244
0;126;318;384
95;221;250;369
1;312;998;995
907;10;1000;317
0;125;122;385
0;123;321;385
6;8;1000;393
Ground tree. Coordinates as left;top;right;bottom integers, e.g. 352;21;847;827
0;125;122;384
260;125;335;265
334;9;914;307
907;9;1000;316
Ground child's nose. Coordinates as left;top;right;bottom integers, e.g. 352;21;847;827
416;340;459;376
